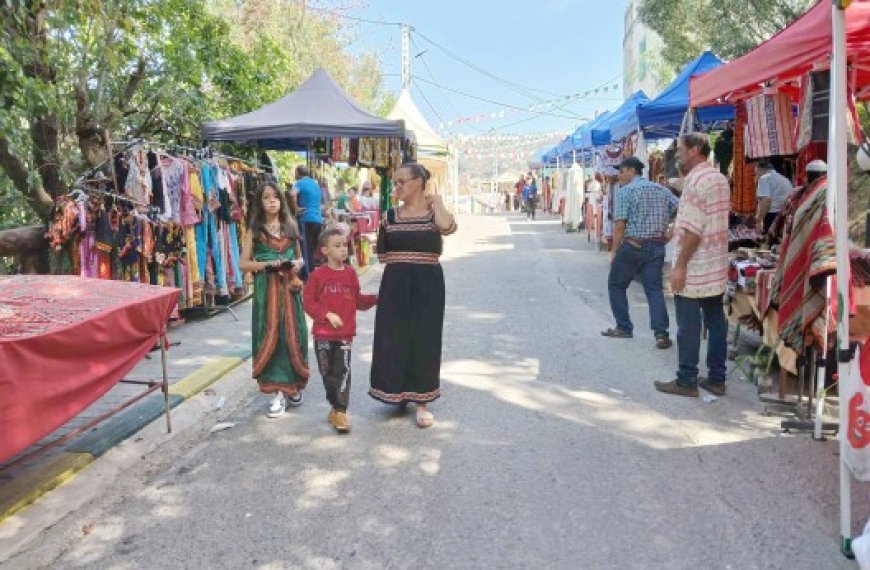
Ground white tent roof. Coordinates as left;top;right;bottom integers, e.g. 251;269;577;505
388;89;448;157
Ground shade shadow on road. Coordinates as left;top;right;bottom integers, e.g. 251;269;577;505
33;213;869;570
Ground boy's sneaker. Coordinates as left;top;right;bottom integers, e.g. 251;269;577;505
286;392;304;408
267;393;286;418
328;409;351;434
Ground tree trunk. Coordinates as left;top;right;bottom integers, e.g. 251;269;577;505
0;225;46;256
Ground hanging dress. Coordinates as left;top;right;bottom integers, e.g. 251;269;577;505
251;231;310;396
369;208;457;404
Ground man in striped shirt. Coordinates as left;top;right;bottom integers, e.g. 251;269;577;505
655;134;730;398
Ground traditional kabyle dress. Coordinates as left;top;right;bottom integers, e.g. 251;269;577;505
369;208;457;404
251;230;310;396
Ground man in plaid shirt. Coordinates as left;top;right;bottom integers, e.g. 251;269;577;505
601;156;679;349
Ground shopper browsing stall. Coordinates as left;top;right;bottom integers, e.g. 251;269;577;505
655;134;730;398
601;156;679;349
755;161;793;234
295;165;324;279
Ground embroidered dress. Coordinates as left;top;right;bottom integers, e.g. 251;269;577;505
251;232;310;396
369;208;457;404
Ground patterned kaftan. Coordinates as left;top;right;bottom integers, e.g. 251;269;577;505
251;232;310;395
369;208;457;404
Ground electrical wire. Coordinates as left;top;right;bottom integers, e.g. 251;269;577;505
409;36;486;134
304;5;404;27
413;29;556;102
412;75;587;121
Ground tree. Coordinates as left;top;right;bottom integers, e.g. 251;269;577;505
0;0;394;270
638;0;815;70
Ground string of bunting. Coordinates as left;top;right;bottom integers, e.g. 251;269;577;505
437;83;620;131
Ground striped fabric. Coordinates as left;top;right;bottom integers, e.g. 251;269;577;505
745;93;797;159
772;179;836;352
674;162;730;298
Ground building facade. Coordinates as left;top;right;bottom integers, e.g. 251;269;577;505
623;0;668;99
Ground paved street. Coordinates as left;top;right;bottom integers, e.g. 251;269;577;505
4;213;867;569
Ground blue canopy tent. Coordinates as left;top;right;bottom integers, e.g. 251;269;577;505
594;91;649;144
574;110;615;149
632;51;735;140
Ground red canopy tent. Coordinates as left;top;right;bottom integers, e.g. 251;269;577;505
690;0;870;107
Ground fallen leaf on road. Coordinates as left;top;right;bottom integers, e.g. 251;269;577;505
82;522;94;535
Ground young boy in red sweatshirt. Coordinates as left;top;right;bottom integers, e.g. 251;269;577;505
303;228;377;433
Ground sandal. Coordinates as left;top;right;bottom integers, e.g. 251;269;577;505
601;328;633;338
416;409;434;429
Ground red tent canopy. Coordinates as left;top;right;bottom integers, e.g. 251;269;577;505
690;0;870;107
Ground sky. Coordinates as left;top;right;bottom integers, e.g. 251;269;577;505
324;0;628;142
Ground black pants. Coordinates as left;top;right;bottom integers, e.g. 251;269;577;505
762;212;778;235
315;340;352;411
301;221;322;280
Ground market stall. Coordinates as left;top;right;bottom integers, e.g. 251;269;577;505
202;68;412;271
0;276;179;465
690;1;870;554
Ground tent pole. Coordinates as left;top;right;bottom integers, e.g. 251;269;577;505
830;0;853;558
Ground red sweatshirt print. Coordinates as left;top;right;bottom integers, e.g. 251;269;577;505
302;265;377;341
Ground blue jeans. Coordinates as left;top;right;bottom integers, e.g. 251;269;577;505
607;240;669;337
674;294;728;387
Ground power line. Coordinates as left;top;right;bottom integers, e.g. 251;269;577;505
409;36;486;134
413;29;556;102
412;75;588;121
305;5;404;27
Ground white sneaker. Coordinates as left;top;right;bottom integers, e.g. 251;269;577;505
267;393;286;418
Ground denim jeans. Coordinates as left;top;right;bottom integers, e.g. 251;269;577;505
607;240;669;337
674;294;728;387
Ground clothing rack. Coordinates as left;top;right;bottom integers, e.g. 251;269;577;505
110;139;270;172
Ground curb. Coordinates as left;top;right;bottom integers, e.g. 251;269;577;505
0;353;250;524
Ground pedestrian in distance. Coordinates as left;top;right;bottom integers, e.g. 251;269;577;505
303;228;378;433
601;156;679;349
239;181;310;418
655;133;730;398
369;163;458;428
514;174;525;211
524;176;539;220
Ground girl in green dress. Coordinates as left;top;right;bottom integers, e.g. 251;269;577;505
240;182;310;418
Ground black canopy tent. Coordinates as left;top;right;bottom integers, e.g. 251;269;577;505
201;68;409;150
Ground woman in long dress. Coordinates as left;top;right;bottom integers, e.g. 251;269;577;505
369;163;457;428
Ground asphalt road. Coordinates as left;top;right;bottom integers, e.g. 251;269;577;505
7;213;867;569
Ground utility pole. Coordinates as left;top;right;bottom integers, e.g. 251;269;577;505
401;24;411;90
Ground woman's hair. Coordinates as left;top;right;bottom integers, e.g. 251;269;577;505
249;181;299;240
400;162;431;184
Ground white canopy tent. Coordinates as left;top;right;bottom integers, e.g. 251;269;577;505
388;89;459;208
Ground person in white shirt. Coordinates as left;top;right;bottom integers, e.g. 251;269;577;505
755;161;793;234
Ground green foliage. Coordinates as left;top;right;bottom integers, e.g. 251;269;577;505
638;0;815;69
0;0;395;234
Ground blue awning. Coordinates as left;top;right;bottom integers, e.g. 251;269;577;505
635;51;735;140
595;91;649;144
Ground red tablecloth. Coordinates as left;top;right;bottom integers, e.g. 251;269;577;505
0;276;180;463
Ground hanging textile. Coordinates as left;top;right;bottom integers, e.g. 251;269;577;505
564;164;585;229
745;93;797;158
772;178;836;352
731;104;757;215
379;174;393;213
